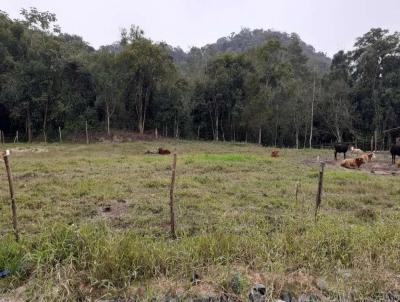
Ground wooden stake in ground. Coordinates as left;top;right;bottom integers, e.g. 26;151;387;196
169;153;177;239
295;181;300;203
85;120;89;144
315;161;325;222
155;128;158;139
2;150;19;241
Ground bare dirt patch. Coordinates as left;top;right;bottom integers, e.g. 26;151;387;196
98;199;130;219
10;147;48;153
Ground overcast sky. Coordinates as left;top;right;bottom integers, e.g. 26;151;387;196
2;0;400;57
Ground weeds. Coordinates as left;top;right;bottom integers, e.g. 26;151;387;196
0;141;399;300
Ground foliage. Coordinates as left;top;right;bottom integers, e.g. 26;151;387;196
1;9;400;148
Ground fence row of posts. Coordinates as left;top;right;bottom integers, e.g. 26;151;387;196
1;148;179;242
2;147;329;243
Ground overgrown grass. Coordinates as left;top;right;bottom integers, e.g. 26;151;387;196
0;141;399;300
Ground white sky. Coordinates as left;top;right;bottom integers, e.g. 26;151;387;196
2;0;400;57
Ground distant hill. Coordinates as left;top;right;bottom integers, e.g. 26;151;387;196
100;28;331;76
167;28;331;76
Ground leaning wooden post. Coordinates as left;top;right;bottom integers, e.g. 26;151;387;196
315;161;325;222
295;181;300;203
59;126;62;143
169;153;177;239
85;121;89;144
3;150;19;241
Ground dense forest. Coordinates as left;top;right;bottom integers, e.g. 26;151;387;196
1;8;400;148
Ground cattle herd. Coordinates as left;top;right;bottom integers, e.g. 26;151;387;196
333;143;400;170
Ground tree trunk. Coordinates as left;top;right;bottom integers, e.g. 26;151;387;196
336;127;342;143
295;128;299;149
303;125;308;149
85;120;89;144
138;121;144;135
258;127;262;145
221;121;225;141
197;126;200;140
309;73;316;149
27;112;32;143
215;113;219;141
43;99;48;143
106;103;111;136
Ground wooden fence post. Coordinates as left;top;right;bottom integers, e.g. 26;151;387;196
3;150;19;241
169;153;177;239
85;121;89;144
315;161;325;222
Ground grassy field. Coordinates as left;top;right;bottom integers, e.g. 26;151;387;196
0;141;400;301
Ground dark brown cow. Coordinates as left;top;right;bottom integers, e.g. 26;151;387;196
158;148;171;155
271;150;279;158
390;145;400;164
334;143;350;160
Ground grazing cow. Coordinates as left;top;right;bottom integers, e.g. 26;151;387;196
271;150;279;158
360;152;375;163
350;146;364;154
390;144;400;164
334;143;350;160
341;157;365;169
158;148;171;155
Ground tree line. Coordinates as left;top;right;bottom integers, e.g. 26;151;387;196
0;8;399;148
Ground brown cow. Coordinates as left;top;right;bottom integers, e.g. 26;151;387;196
341;157;365;169
271;150;279;158
158;148;171;155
